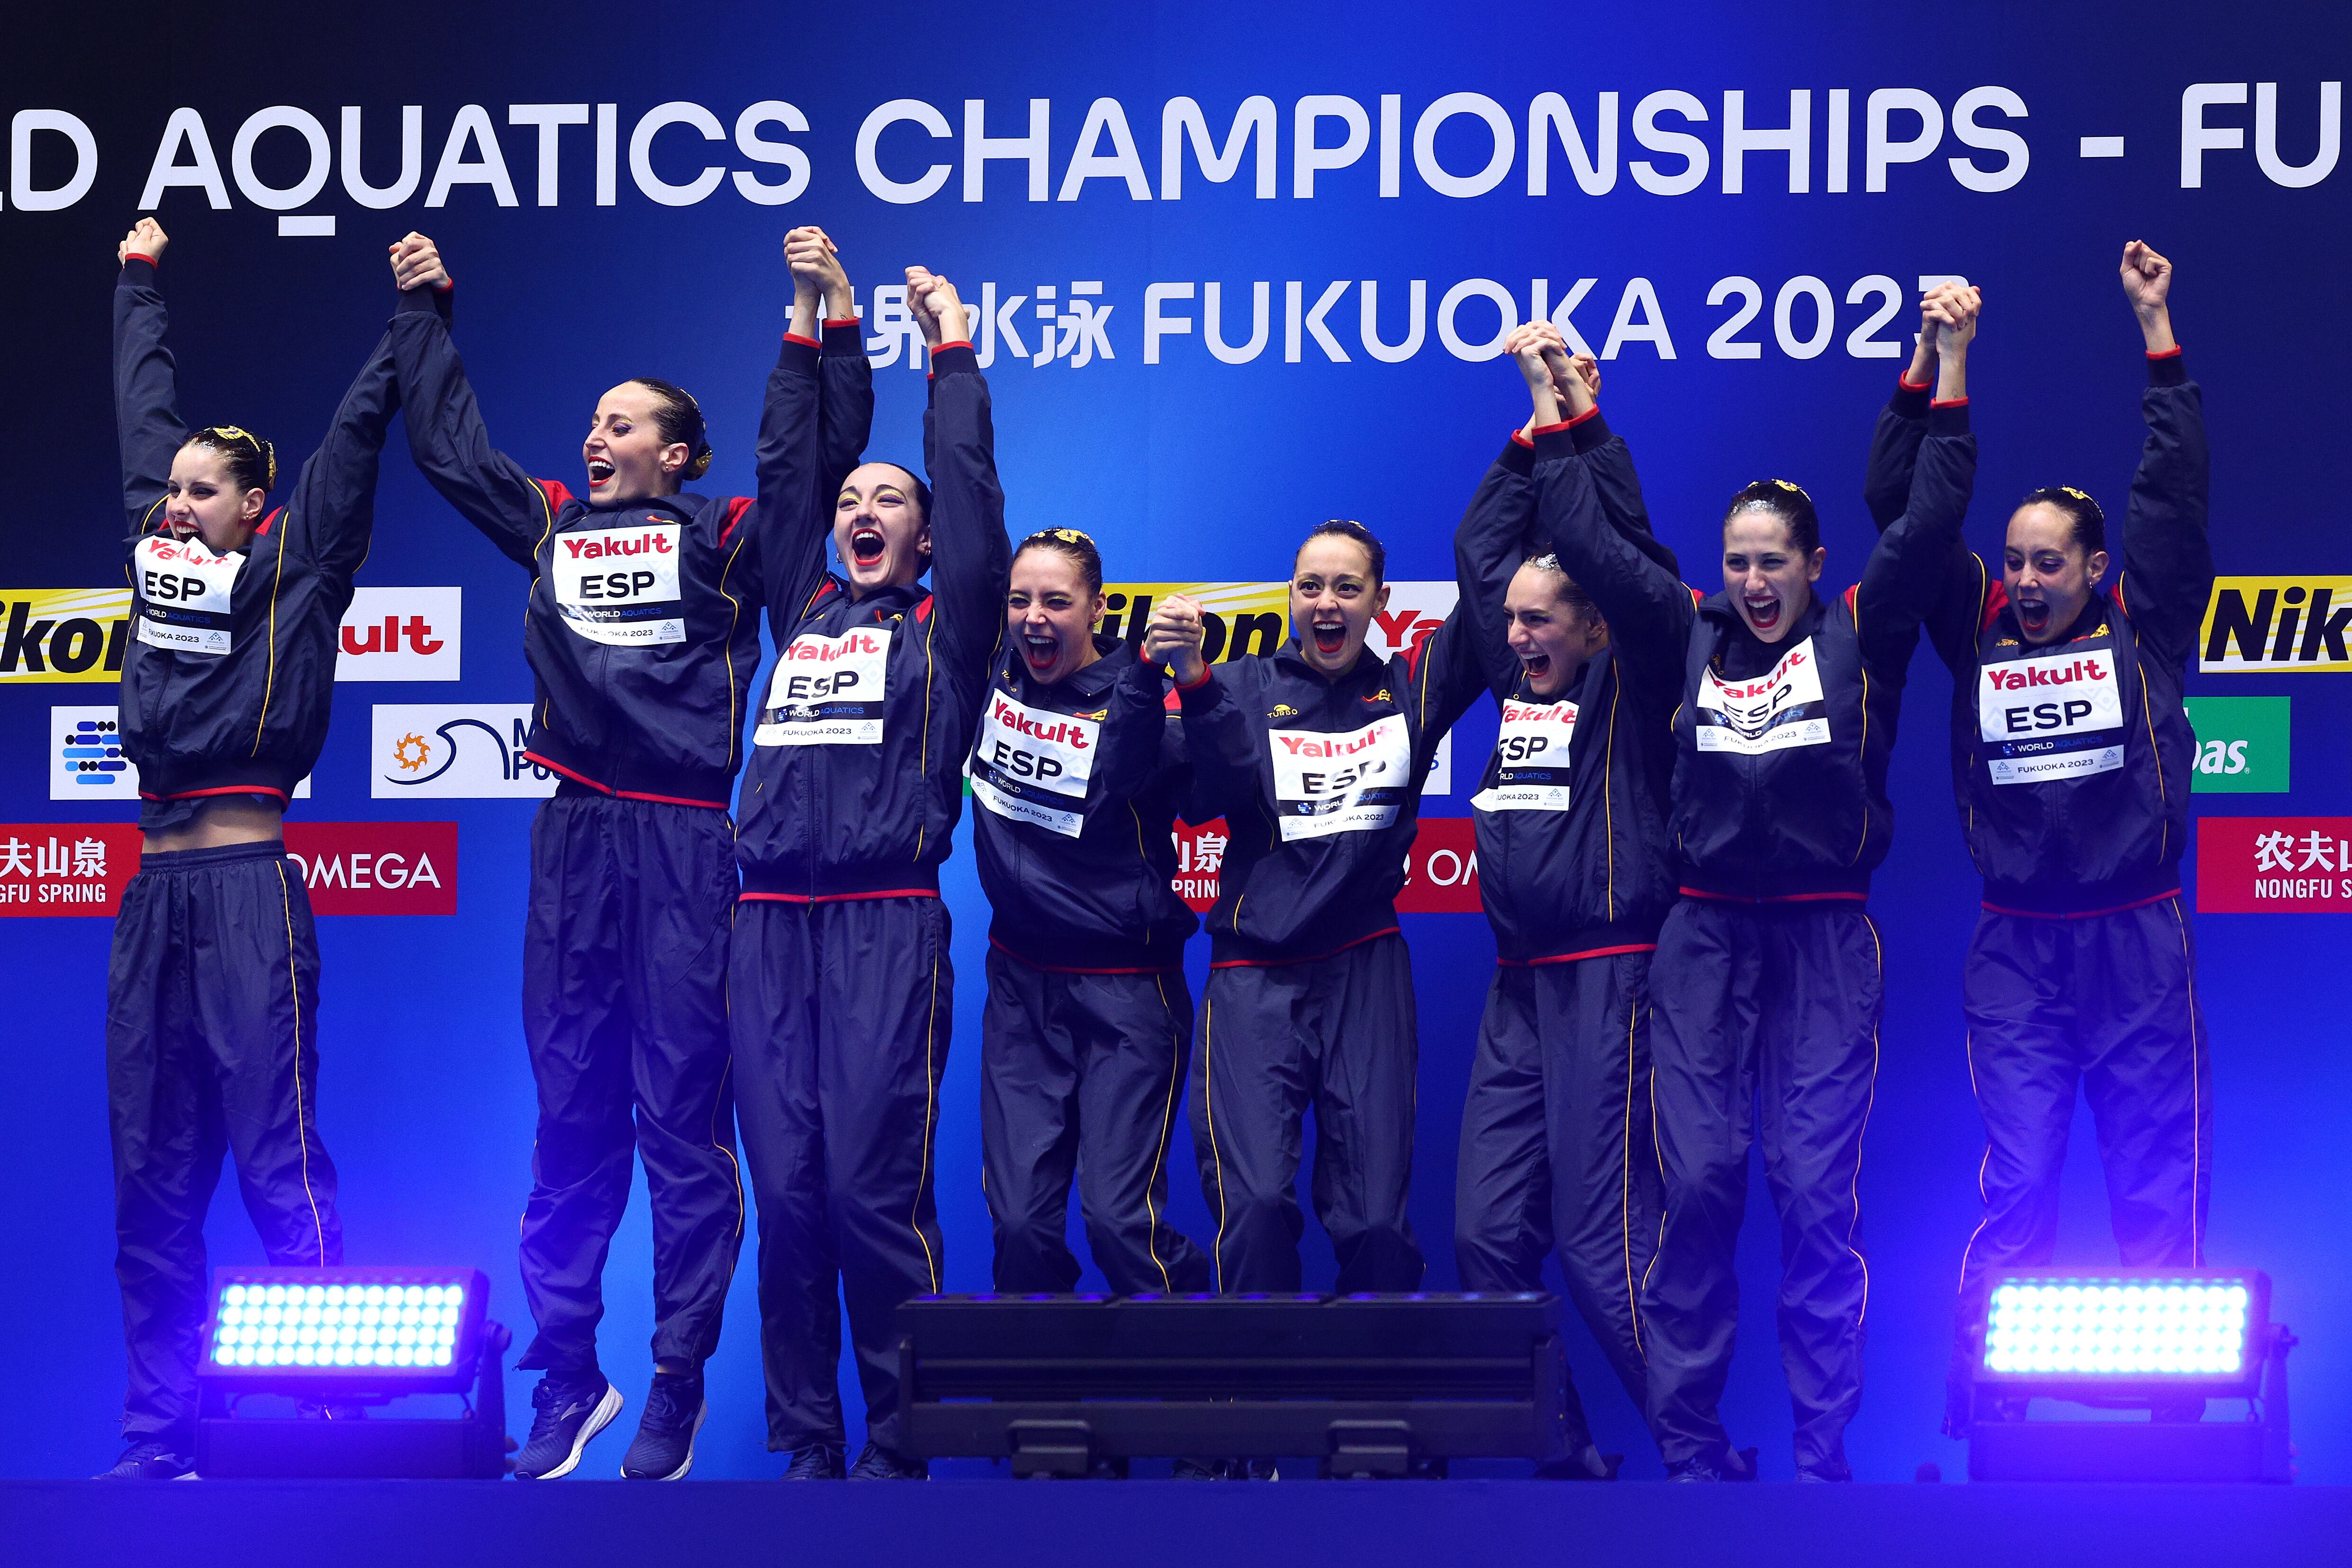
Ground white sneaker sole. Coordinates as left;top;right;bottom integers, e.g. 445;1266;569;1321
624;1400;707;1480
523;1383;624;1480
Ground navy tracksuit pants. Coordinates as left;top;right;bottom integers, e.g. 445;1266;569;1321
1945;897;2212;1430
108;841;342;1451
981;948;1213;1294
1191;933;1423;1293
1643;899;1882;1477
515;792;743;1379
729;894;950;1452
1456;951;1662;1446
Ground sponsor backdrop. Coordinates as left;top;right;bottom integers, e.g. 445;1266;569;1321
1;0;2346;1480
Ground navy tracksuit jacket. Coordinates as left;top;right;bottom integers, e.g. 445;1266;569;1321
1452;416;1678;1453
1545;395;1976;1476
729;339;1010;1453
971;637;1212;1294
390;297;859;1380
1862;355;2214;1431
106;259;409;1448
1175;506;1502;1295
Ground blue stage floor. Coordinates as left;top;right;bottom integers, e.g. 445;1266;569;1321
8;1478;2346;1568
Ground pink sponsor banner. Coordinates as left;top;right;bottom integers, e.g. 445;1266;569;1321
2196;816;2352;914
1168;815;1482;915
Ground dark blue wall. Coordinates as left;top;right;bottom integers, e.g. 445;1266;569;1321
2;0;2345;1482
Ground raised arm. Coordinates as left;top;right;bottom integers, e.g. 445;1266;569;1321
905;269;1012;680
1863;285;1987;671
1453;330;1556;701
750;228;863;616
1530;371;1694;677
385;233;558;570
112;219;187;537
806;233;875;507
1854;289;1980;673
276;315;407;586
2110;242;2211;664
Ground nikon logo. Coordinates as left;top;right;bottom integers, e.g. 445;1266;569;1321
2200;577;2352;673
0;591;134;682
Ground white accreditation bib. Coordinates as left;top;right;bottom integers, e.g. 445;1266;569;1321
1977;645;2126;784
133;535;244;656
551;524;686;646
970;691;1100;838
1471;698;1577;814
1694;636;1832;755
754;625;893;746
1269;716;1413;842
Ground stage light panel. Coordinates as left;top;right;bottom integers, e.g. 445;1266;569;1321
1975;1272;2269;1394
201;1269;488;1387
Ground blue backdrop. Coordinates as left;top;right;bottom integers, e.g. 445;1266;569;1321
2;0;2346;1482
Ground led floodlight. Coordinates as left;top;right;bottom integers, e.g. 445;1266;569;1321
1963;1269;2294;1483
196;1267;510;1478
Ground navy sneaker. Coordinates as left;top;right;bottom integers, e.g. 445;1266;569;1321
1172;1457;1224;1479
1667;1445;1759;1483
783;1442;847;1479
1794;1463;1853;1483
96;1440;195;1480
847;1439;928;1480
513;1372;623;1480
621;1370;706;1480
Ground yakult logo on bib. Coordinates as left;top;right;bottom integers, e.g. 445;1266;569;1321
1269;716;1412;841
755;626;892;745
1978;646;2125;784
1696;638;1830;754
971;692;1100;837
133;535;243;656
1472;698;1576;814
552;524;684;645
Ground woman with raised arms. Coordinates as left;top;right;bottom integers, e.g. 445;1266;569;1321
1450;326;1680;1479
385;226;865;1481
1539;285;1981;1481
969;527;1212;1304
1864;246;2212;1438
729;268;1009;1481
1141;508;1501;1307
100;218;409;1480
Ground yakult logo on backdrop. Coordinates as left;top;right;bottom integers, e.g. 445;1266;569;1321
335;588;462;680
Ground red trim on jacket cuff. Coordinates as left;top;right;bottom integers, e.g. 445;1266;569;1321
823;317;860;329
934;339;973;353
1510;428;1534;449
782;332;820;348
1931;396;1969;408
1565;404;1601;427
1529;418;1574;436
124;253;160;268
2146;345;2183;360
1899;372;1932;390
1176;664;1214;691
